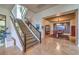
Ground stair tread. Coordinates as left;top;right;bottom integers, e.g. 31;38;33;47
26;39;35;43
26;32;32;35
26;34;33;37
26;40;39;49
26;39;37;44
26;36;34;40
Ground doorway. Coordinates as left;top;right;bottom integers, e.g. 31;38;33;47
45;25;50;35
43;9;77;44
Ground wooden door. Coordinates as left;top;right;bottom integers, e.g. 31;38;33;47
71;26;75;36
45;25;50;35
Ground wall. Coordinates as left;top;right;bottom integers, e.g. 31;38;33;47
26;10;36;25
10;18;23;51
41;20;50;38
0;7;23;51
0;7;12;46
42;20;53;37
34;4;79;46
11;5;17;19
10;6;23;51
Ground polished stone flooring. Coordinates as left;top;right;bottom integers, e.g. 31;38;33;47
0;47;22;55
0;36;79;55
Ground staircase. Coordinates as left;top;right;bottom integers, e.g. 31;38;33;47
10;7;41;52
17;20;40;49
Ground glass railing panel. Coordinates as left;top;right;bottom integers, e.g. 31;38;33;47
15;21;24;42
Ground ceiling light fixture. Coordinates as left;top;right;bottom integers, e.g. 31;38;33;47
56;16;61;26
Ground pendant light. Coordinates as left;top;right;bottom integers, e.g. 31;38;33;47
56;16;61;26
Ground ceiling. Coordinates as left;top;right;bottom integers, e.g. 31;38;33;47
0;4;59;13
22;4;59;13
45;13;76;23
0;4;14;10
44;9;76;20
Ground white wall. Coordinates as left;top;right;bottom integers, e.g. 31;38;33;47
12;5;17;19
0;7;23;51
10;18;23;51
33;4;79;46
26;10;36;25
10;6;23;51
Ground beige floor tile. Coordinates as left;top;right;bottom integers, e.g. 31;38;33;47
0;36;79;55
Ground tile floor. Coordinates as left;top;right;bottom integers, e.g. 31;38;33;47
0;36;79;55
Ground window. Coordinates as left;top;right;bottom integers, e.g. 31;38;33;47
0;16;6;32
0;15;6;46
12;5;28;19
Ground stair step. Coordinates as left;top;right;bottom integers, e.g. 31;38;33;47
26;39;36;44
26;34;33;37
26;38;33;41
26;36;34;40
27;35;34;37
26;32;32;35
26;40;39;49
